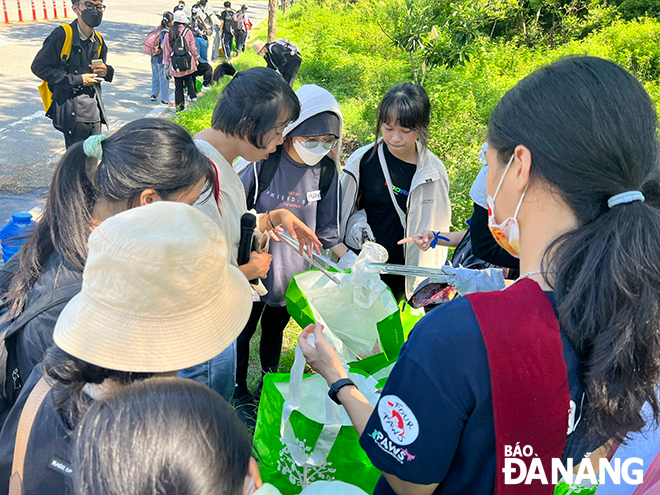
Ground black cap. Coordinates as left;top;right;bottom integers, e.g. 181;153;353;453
288;111;341;139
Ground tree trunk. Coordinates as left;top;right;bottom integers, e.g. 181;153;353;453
409;50;418;84
268;0;277;42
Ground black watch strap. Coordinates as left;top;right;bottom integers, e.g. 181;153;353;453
328;378;356;405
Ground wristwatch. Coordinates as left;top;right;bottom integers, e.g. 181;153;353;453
328;378;356;405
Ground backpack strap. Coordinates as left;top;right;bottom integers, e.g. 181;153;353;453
466;279;570;495
2;282;81;398
8;376;53;495
60;24;73;61
248;147;283;210
318;156;337;200
5;282;81;342
633;447;660;494
95;31;104;58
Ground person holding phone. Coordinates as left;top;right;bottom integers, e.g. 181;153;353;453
31;0;114;148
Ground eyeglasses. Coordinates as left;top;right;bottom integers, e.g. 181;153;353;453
78;1;106;12
300;137;338;151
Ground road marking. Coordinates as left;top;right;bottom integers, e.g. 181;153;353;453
146;105;169;118
7;111;44;128
132;55;150;64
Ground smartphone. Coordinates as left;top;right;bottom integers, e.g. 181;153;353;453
90;58;103;66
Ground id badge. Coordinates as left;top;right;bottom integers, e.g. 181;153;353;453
307;190;322;203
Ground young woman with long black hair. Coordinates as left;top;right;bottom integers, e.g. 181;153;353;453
339;83;451;301
2;118;215;425
0;202;253;495
302;56;660;494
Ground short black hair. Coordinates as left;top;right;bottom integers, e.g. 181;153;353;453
224;1;231;7
211;67;300;149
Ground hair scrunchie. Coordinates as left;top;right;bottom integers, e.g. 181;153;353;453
83;134;107;160
608;190;645;209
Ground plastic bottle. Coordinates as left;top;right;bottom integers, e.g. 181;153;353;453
0;213;36;263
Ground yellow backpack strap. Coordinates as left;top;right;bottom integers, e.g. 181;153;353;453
60;24;73;62
95;31;103;58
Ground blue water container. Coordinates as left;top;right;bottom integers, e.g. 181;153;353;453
0;213;37;263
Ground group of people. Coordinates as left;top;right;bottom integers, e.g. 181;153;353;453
16;1;660;493
154;1;250;111
31;0;253;147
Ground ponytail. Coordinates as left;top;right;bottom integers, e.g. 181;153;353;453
42;347;152;428
9;143;94;316
8;119;215;318
489;56;660;443
544;198;660;441
161;11;173;30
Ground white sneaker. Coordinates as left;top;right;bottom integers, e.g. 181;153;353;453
201;86;212;93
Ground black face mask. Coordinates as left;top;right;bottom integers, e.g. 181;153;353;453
81;8;103;28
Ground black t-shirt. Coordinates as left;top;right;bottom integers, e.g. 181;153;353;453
220;9;235;33
358;143;416;265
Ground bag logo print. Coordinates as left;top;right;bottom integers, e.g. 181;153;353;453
378;395;419;446
276;438;337;487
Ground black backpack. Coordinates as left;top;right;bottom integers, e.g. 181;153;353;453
246;147;336;210
171;28;192;71
0;279;81;427
233;10;246;31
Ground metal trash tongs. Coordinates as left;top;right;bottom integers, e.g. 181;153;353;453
277;231;343;285
366;262;451;279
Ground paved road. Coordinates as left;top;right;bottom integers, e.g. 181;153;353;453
0;0;267;225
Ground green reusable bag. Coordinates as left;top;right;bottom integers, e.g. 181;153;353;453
254;345;386;494
286;270;405;362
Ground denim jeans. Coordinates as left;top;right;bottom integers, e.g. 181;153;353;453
150;58;170;101
179;340;237;402
213;25;220;59
222;32;233;59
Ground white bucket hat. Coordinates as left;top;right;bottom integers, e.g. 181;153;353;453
53;202;252;373
173;9;189;24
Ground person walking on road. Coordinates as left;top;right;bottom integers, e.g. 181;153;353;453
218;1;235;59
233;4;250;53
191;0;218;61
149;12;174;105
173;0;191;17
31;0;114;149
163;10;200;112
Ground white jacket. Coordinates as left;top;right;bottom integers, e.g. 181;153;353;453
339;140;452;298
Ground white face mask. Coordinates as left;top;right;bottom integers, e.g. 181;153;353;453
293;140;331;166
243;475;256;495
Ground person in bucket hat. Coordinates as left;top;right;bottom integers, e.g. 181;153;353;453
0;201;252;495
